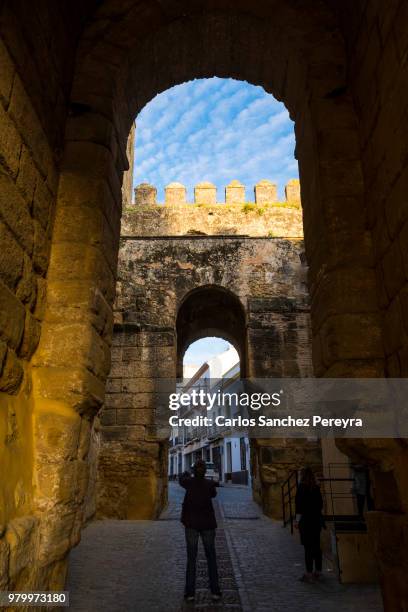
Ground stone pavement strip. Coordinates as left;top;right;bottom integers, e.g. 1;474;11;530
66;484;383;612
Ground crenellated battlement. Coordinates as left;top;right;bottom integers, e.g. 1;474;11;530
123;178;303;239
132;179;301;207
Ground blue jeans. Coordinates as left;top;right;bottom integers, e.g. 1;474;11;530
184;528;220;596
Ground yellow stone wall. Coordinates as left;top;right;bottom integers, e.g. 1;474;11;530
0;30;60;588
0;387;33;528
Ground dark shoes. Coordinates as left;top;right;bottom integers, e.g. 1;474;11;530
184;591;222;602
299;573;314;583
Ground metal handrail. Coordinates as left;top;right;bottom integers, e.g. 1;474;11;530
281;470;298;534
281;464;366;533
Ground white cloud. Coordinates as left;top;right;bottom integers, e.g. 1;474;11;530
133;77;298;201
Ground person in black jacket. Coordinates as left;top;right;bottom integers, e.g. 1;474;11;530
294;467;324;582
179;459;221;602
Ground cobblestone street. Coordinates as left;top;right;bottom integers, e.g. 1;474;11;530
67;483;383;611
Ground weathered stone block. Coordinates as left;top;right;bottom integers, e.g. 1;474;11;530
324;359;385;378
131;393;156;409
400;219;408;281
385;165;408;240
383;296;404;356
0;536;9;590
0;220;24;290
36;321;111;379
249;296;298;313
101;425;146;442
121;346;143;361
165;182;186;205
100;425;129;442
319;159;364;199
0;39;15;106
53;204;119;274
365;510;408;611
32;367;105;415
399;345;408;377
121;378;155;393
0;349;23;395
254;179;277;204
46;280;113;340
0;340;6;375
194;181;216;204
34;408;81;468
0;281;26;350
285;179;300;202
399;286;408;337
34;277;47;321
19;311;41;359
33;176;53;230
58;174;121;236
109;359;173;379
0;172;34;254
99;409;116;426
320;313;383;365
311;267;379;333
36;506;77;566
96;440;166;519
382;239;406;300
16;146;37;207
105;392;133;409
48;243;116;303
105;378;121;393
116;409;152;426
8;75;54;180
110;346;122;362
65;111;117;151
16;254;37;311
62;142;120;204
225;180;245;204
0;103;22;178
33;219;50;275
6;516;36;587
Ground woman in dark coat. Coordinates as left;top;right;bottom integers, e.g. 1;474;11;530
295;467;324;582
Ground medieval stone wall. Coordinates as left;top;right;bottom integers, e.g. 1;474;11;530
0;3;406;606
334;6;408;604
97;183;319;519
0;2;128;592
0;29;60;592
123;179;302;238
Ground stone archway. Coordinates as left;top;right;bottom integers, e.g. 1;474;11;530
97;190;315;523
7;1;401;606
176;286;248;379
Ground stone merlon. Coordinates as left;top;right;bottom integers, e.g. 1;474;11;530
133;179;301;206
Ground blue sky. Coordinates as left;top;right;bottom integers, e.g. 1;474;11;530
133;77;298;202
184;338;231;366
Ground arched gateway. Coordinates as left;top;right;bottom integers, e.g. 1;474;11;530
95;180;317;520
0;3;406;608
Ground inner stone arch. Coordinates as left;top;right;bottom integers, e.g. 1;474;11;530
176;285;247;379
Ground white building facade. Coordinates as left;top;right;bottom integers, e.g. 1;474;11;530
168;347;251;485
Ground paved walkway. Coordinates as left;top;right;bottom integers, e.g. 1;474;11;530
66;484;383;611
